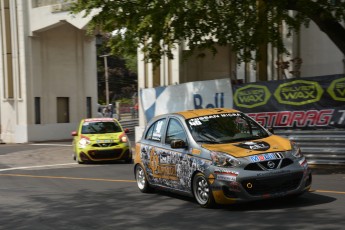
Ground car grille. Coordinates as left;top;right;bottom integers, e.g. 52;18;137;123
91;143;118;147
87;149;123;159
241;172;303;196
244;158;293;171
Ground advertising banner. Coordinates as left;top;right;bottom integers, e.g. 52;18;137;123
233;74;345;129
140;78;233;122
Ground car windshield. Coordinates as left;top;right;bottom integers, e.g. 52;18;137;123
186;112;269;144
81;121;122;134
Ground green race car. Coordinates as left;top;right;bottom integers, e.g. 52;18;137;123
71;118;132;164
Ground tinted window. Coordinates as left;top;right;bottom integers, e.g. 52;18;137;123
165;118;187;144
81;121;122;134
145;119;166;142
187;112;269;144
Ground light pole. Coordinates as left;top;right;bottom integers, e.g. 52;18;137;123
95;33;110;106
100;54;110;105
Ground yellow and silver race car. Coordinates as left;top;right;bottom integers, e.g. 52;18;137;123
134;108;312;208
72;118;132;164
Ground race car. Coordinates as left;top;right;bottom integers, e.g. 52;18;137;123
134;108;312;208
72;117;132;164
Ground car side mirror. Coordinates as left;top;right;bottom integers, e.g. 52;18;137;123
71;131;78;136
170;139;187;149
267;127;274;134
124;128;130;133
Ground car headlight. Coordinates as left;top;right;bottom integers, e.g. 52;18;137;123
210;152;241;168
119;133;128;143
288;141;303;158
78;138;91;148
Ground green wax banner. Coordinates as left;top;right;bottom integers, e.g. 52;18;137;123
232;75;345;129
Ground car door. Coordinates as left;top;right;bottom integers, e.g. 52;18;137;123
159;117;191;192
139;118;167;186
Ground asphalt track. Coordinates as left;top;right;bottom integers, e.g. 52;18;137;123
0;141;345;229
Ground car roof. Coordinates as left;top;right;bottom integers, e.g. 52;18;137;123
173;108;240;119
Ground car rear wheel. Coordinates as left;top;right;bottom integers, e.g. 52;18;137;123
135;165;151;193
193;172;215;208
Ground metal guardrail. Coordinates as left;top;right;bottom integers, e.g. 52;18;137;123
119;118;138;133
274;129;345;165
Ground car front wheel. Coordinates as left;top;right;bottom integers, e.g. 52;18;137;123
135;165;152;193
193;172;215;208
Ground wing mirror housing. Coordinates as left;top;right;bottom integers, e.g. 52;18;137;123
71;131;78;136
170;139;187;149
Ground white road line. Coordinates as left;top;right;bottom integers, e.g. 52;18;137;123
0;163;78;172
30;143;72;147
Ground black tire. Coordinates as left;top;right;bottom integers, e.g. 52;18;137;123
75;154;83;164
124;158;133;164
192;172;216;208
135;164;152;193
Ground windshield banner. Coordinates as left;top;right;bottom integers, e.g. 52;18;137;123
140;78;233;122
232;74;345;129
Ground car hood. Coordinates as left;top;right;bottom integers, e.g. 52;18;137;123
201;135;291;158
81;133;122;141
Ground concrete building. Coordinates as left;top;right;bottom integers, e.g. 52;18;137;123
0;0;98;143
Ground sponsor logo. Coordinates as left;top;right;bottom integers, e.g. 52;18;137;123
249;152;283;162
267;161;275;169
193;93;225;109
236;141;270;151
214;169;239;177
234;85;271;108
274;80;324;105
149;148;178;180
248;110;334;128
217;174;237;182
327;77;345;101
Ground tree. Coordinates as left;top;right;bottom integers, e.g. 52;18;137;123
71;0;345;64
96;35;137;104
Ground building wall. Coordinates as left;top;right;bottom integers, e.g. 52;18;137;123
299;21;344;77
0;0;97;143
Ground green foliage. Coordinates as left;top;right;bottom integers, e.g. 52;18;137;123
70;0;345;63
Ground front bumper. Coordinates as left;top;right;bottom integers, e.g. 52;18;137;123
208;164;312;205
77;144;131;162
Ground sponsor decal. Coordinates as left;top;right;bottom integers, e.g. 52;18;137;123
274;80;324;105
214;169;239;177
149;148;178;180
228;181;241;192
84;118;114;122
249;152;283;162
188;113;241;126
191;148;201;155
327;77;345;101
234;85;271;108
299;157;308;168
208;174;215;184
256;170;291;176
236;141;270;151
217;174;237;182
248;109;334;128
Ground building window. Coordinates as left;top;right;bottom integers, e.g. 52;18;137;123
34;97;41;124
57;97;69;123
86;97;92;118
